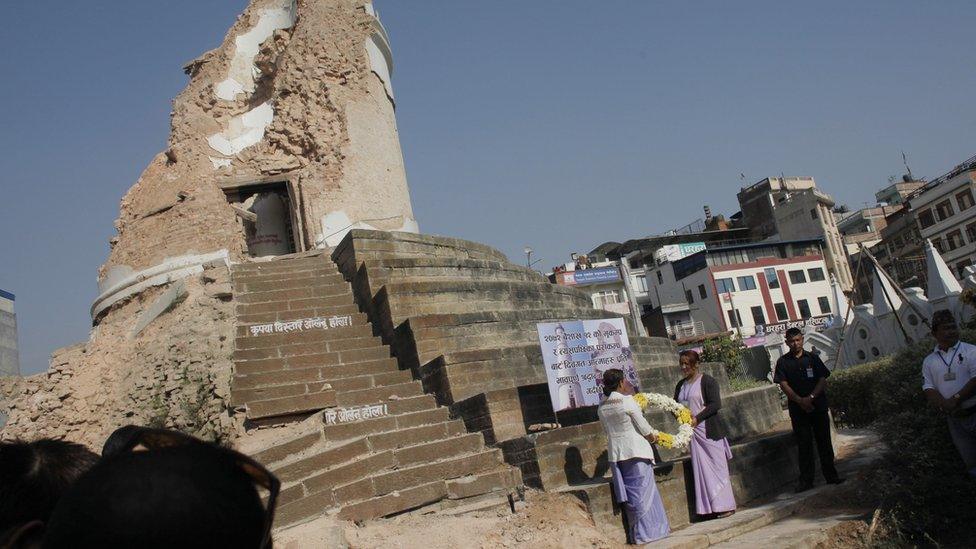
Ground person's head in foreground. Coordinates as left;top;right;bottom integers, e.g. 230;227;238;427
603;368;634;397
931;309;959;349
0;439;99;548
785;327;804;355
43;426;280;549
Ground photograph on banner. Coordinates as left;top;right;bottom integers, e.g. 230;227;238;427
536;317;639;412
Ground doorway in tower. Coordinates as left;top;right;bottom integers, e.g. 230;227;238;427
222;178;305;257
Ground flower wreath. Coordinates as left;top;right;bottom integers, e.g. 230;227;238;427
632;392;695;450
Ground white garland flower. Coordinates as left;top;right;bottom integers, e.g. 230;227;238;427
632;392;695;450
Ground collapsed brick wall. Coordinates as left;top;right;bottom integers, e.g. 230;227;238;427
0;267;239;449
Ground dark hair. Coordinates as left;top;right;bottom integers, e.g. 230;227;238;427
602;369;625;397
100;425;144;456
44;443;267;548
785;327;803;339
679;349;700;365
0;439;98;536
931;309;956;333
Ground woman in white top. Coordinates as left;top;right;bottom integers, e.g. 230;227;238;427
598;369;671;544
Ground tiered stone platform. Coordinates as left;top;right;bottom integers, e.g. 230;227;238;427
229;232;797;533
229;253;520;527
330;230;798;535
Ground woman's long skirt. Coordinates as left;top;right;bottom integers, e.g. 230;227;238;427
610;458;670;544
690;432;736;515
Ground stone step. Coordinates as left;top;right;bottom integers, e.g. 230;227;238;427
232;256;333;275
366;419;468;452
237;284;353;305
231;267;340;285
318;401;446;444
231;381;333;406
233;338;388;362
233;367;410;392
335;381;424;407
273;421;472;491
251;405;452;468
237;311;368;330
235;355;398;377
335;481;449;522
233;273;346;292
246;390;338;420
236;304;364;325
234;346;391;369
334;449;507;521
234;323;373;347
276;430;487;523
237;294;358;315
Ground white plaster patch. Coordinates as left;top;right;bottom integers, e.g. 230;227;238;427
315;211;418;248
209;157;232;169
365;34;394;101
207;102;275;156
215;0;297;101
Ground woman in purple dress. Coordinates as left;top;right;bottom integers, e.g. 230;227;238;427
598;369;670;544
674;350;736;519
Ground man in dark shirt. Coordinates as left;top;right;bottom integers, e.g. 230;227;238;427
774;327;844;492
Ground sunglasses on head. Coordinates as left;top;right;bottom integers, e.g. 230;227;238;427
104;426;281;549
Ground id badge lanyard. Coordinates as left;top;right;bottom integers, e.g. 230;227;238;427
939;346;961;381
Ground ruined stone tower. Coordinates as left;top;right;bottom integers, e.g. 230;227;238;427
95;0;417;320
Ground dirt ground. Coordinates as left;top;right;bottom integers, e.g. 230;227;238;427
341;491;623;549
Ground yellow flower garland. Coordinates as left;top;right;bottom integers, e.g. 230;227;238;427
631;392;695;450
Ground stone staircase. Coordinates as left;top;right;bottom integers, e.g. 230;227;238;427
328;230;794;540
229;253;520;527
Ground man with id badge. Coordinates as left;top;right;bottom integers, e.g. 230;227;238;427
773;327;843;492
922;310;976;478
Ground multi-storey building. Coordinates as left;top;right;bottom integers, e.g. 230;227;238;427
908;154;976;279
737;177;854;292
0;289;19;378
642;239;836;341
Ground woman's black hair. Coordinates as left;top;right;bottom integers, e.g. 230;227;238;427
679;349;700;365
602;369;625;397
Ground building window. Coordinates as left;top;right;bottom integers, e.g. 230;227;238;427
807;267;826;281
935;199;955;221
698;284;707;299
933;238;946;254
818;296;832;314
629;258;641;268
635;275;648;293
715;278;735;294
726;309;742;328
918;208;935;229
774;302;789;321
810;208;818;220
750;306;766;326
893;235;904;248
788;270;807;284
685;289;693;304
764;268;780;289
957;189;975;211
592;291;619;308
737;275;757;291
797;299;812;319
966;222;976;244
946;229;965;251
656;271;663;284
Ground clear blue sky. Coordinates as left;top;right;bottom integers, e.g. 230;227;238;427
1;1;974;374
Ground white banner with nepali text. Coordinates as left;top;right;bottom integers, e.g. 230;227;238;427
536;318;640;413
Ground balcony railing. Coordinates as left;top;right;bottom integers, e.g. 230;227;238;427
666;320;705;339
